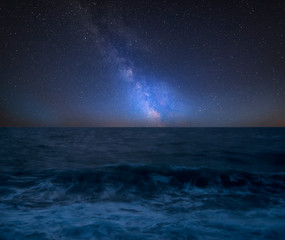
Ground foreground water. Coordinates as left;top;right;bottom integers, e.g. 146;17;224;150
0;128;284;239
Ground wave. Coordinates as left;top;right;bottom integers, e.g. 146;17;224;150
1;165;285;205
1;164;285;240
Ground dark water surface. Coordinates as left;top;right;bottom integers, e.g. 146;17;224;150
0;128;285;239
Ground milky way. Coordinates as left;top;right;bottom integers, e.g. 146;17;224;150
80;1;188;126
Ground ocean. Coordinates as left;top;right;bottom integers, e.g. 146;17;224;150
0;127;284;239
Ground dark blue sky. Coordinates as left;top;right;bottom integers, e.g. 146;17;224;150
1;0;284;126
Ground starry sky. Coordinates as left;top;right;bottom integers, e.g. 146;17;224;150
1;0;285;127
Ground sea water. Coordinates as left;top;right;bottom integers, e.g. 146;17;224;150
0;128;284;239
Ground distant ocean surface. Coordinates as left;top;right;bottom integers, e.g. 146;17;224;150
0;127;285;240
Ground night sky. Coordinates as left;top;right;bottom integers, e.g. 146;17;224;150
1;0;284;127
